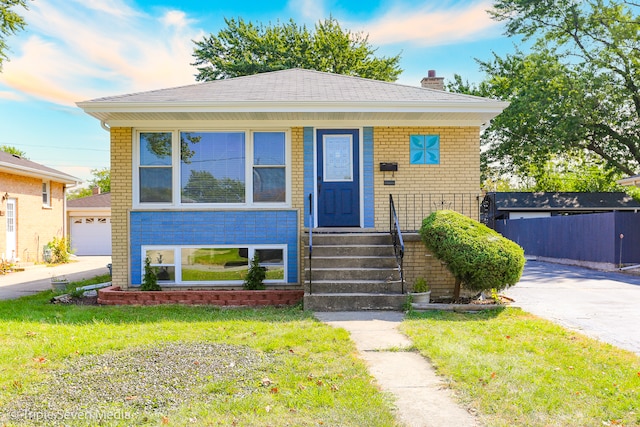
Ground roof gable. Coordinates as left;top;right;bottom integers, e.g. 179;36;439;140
0;151;79;184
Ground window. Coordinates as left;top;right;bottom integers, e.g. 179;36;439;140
144;249;176;282
180;132;245;203
136;130;288;206
410;135;440;165
253;132;285;202
142;245;286;285
139;132;173;203
42;181;50;207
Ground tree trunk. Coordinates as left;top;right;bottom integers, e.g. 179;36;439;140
453;279;461;301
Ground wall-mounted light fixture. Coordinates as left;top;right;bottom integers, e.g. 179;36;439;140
1;192;8;202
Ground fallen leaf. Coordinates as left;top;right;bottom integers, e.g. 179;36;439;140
25;331;37;337
161;416;169;424
265;405;271;413
32;357;47;364
505;335;511;339
316;380;324;386
270;387;279;394
330;384;339;392
261;378;272;387
490;372;496;379
125;396;138;401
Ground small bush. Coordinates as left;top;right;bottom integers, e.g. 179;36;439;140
141;257;161;291
243;254;266;290
47;236;71;264
419;210;525;298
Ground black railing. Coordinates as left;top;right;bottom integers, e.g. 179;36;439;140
389;195;405;294
308;193;313;294
391;193;481;232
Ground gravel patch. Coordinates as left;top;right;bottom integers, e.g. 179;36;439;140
3;342;272;425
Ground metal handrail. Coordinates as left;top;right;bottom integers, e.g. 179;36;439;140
389;194;405;294
308;193;313;294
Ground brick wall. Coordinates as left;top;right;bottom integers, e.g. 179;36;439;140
373;126;481;228
373;126;481;299
0;172;66;262
110;127;133;289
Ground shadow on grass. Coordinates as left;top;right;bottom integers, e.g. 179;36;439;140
406;306;509;322
0;291;312;325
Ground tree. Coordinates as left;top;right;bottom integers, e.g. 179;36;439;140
0;144;26;157
0;0;29;70
419;210;525;300
192;17;402;82
67;168;111;200
451;1;640;181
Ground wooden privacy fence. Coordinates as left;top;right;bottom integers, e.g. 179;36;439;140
495;211;640;265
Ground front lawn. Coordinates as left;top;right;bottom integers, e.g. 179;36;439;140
402;308;640;427
0;290;399;426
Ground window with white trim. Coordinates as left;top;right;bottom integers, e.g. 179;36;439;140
42;181;50;207
135;130;289;207
143;245;286;285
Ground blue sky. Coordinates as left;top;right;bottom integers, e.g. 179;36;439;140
0;0;519;184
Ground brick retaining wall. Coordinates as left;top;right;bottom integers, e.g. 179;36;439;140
98;286;304;307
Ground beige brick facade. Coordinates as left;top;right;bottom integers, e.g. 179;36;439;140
110;127;133;289
0;172;66;263
373;126;481;299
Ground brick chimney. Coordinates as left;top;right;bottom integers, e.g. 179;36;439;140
92;186;101;195
421;70;444;91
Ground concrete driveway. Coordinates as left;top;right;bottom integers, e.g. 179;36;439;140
0;256;111;300
504;260;640;355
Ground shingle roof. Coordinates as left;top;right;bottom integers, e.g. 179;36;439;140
0;151;79;184
83;68;495;104
487;192;640;211
67;192;111;209
77;68;508;125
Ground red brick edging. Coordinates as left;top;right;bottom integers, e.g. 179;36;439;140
97;286;304;307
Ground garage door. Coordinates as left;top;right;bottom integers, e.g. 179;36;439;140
70;217;112;255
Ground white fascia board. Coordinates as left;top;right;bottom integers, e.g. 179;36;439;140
77;100;509;115
617;176;640;187
0;162;80;185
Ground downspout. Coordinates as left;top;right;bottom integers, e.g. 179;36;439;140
100;121;110;132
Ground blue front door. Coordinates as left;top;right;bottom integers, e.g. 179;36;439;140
317;129;360;227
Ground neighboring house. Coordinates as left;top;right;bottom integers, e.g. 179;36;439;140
77;68;507;306
618;174;640;187
481;191;640;229
0;151;79;263
67;189;111;256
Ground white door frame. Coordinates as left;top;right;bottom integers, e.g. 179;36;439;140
5;198;16;261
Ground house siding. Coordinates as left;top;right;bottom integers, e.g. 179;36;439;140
0;171;66;262
129;210;298;285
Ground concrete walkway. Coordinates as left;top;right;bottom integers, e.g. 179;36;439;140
315;311;481;427
0;256;112;300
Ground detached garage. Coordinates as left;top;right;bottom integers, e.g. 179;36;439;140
67;191;111;256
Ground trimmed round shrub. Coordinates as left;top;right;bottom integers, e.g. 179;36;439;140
419;210;525;297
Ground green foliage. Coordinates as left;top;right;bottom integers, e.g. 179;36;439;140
67;167;111;200
419;210;525;298
0;144;26;157
141;257;161;291
450;0;640;182
0;0;29;70
243;254;266;290
412;277;429;293
47;237;71;264
192;17;402;82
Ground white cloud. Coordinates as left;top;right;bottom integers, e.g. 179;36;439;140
287;0;326;23
0;0;200;106
347;1;500;47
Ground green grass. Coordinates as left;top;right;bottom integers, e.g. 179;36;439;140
0;284;400;426
401;308;640;427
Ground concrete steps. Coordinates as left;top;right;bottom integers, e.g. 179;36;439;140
303;232;406;311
